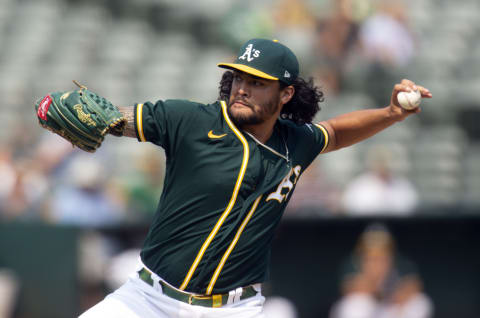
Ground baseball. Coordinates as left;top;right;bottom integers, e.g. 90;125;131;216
397;90;421;110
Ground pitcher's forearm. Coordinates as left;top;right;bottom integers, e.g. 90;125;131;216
319;106;400;152
319;79;432;153
117;106;137;138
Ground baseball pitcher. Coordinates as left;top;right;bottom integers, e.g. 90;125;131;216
34;38;432;318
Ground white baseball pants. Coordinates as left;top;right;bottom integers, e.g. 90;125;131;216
79;273;266;318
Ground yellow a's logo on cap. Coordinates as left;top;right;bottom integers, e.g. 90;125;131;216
239;44;261;62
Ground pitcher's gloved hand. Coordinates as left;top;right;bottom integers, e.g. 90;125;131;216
34;81;126;152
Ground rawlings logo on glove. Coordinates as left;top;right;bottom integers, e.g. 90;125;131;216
37;95;52;120
34;81;126;152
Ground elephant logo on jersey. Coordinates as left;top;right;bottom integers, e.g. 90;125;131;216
238;44;261;62
266;165;302;203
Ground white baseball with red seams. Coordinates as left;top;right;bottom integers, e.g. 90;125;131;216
397;90;421;110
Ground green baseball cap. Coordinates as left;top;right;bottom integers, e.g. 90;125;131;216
218;38;299;85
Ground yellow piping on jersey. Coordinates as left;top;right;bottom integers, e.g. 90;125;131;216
136;103;146;142
206;195;263;295
179;100;250;291
314;123;329;153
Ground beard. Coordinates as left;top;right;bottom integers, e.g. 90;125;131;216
227;95;281;127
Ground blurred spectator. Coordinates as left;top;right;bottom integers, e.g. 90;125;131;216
0;146;17;219
271;0;318;68
77;231;124;311
220;0;319;74
314;0;365;96
341;145;418;216
116;147;165;223
263;296;298;318
286;161;341;215
379;275;433;318
104;248;142;291
330;223;433;318
0;143;50;221
0;268;19;318
272;0;316;30
2;160;36;220
358;0;414;68
33;133;76;179
329;274;377;318
49;155;125;227
352;0;416;104
219;2;275;49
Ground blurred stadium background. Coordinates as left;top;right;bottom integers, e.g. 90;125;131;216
0;0;479;317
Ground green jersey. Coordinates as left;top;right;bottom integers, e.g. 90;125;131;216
134;99;328;295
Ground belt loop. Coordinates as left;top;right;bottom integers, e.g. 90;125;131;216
140;267;162;292
136;257;144;271
227;290;235;304
153;276;162;292
233;287;243;303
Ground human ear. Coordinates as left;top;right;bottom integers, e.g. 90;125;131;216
281;86;295;105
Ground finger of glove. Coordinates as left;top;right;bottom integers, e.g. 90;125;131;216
81;90;126;134
38;113;103;150
40;121;100;153
48;101;103;145
51;91;105;142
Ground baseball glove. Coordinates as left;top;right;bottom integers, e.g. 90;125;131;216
34;81;126;152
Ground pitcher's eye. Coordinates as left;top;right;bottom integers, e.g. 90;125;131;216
233;74;242;82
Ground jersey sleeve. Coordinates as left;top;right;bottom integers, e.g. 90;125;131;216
289;122;330;168
134;99;200;151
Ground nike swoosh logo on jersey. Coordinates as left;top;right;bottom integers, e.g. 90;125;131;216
208;130;227;139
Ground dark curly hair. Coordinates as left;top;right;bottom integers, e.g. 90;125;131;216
218;71;324;125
